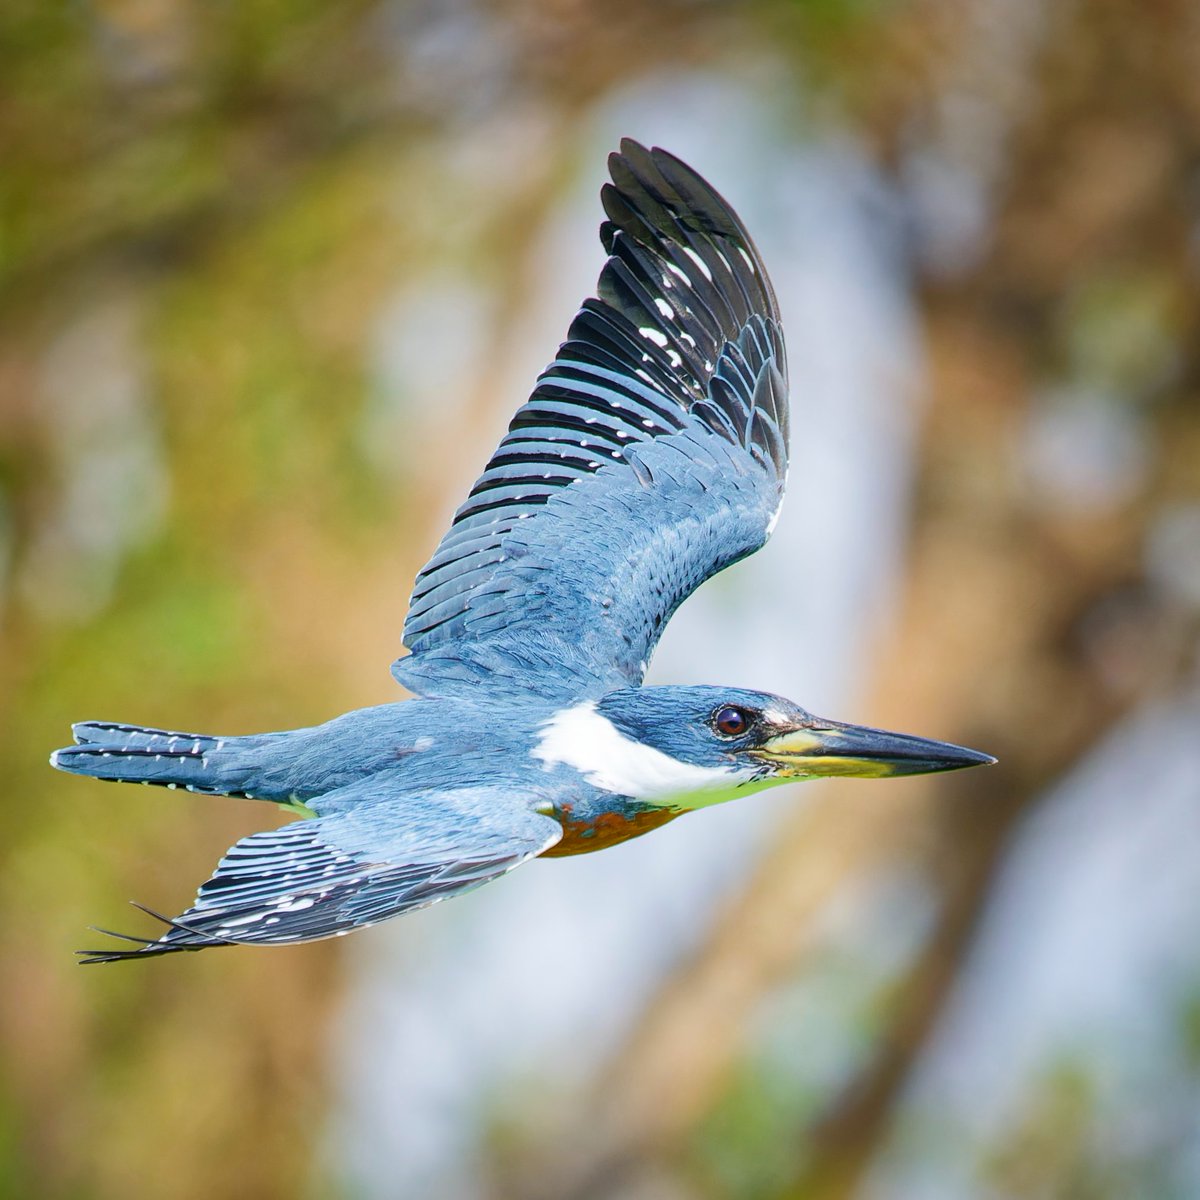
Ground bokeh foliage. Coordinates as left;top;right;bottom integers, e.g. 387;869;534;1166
2;0;1198;1198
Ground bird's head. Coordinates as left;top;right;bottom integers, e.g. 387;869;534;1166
534;686;995;808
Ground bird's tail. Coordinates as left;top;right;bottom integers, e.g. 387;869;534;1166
51;722;266;798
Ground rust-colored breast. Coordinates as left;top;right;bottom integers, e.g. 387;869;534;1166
541;803;681;858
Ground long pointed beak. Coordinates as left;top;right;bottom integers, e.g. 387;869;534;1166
749;718;996;779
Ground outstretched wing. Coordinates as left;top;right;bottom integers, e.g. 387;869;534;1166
78;782;561;962
396;139;789;702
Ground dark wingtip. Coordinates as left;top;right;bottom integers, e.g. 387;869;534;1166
75;901;228;965
87;924;158;945
609;139;641;178
77;947;148;965
76;910;165;964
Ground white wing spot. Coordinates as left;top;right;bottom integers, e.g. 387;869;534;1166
682;247;713;282
218;912;267;930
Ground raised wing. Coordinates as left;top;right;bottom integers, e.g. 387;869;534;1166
78;782;561;961
396;139;789;702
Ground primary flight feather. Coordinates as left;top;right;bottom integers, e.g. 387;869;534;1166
53;139;993;962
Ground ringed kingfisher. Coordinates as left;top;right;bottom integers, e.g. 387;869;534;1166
53;139;994;962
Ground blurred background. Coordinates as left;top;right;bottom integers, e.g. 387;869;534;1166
2;1;1199;1197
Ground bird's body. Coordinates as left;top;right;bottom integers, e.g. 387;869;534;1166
54;140;993;962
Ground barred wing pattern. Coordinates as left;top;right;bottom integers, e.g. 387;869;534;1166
79;783;562;961
396;139;789;702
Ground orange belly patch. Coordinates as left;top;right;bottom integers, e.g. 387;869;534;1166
541;804;681;857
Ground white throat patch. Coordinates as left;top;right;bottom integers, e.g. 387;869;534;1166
532;702;760;809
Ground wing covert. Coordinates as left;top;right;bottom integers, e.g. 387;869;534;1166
397;139;789;701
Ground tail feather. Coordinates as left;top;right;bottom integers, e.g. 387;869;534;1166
71;721;215;750
52;723;258;797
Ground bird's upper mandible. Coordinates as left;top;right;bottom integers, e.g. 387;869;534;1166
394;139;790;703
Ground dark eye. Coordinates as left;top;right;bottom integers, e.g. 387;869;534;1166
713;705;753;738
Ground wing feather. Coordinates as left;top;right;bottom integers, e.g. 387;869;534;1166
78;783;562;962
396;140;789;701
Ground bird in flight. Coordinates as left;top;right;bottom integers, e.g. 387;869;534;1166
54;139;994;962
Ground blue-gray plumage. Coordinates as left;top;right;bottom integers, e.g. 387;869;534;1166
52;140;994;963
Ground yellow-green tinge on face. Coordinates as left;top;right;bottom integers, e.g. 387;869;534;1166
749;719;996;780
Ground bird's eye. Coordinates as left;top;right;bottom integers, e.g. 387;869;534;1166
713;705;753;738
